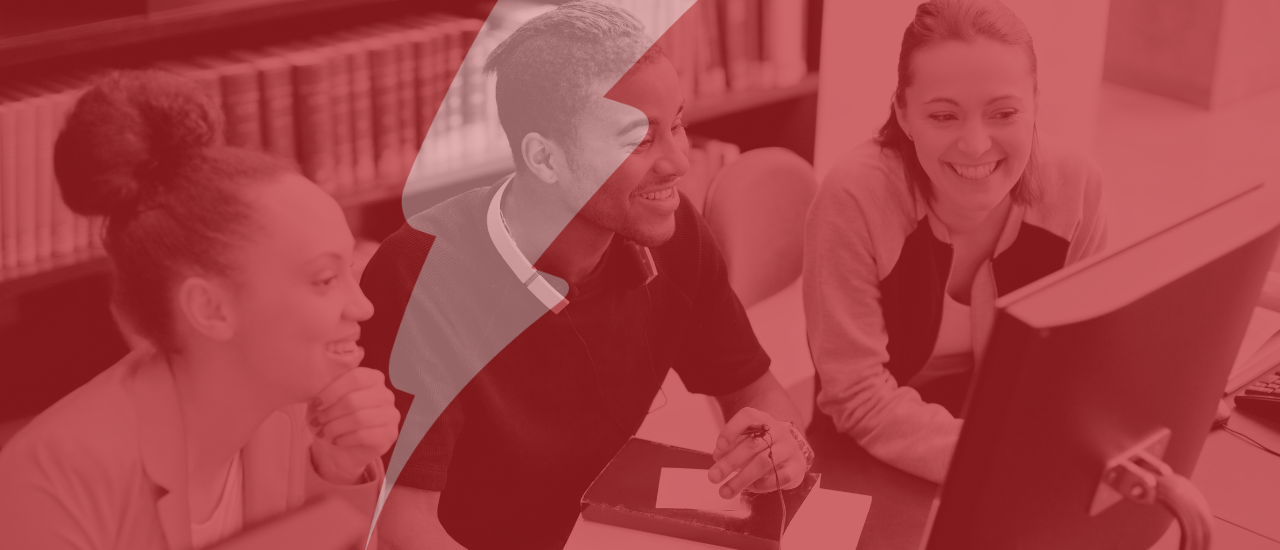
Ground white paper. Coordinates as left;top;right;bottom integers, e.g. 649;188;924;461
655;468;748;512
1230;307;1280;378
780;488;873;549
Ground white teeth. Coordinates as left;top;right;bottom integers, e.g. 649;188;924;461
325;341;358;355
640;188;675;200
950;161;999;180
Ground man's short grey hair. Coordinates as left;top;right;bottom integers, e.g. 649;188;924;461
485;0;663;172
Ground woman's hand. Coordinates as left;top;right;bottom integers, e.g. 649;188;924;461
708;407;812;499
308;367;400;484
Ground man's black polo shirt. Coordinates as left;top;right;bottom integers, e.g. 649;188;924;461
358;178;770;549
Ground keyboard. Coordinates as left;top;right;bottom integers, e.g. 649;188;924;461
1242;368;1280;396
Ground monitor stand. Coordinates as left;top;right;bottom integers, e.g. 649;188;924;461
1089;428;1214;550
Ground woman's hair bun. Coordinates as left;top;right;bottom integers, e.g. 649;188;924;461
54;70;225;217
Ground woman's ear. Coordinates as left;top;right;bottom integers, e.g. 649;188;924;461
176;277;236;342
521;132;564;185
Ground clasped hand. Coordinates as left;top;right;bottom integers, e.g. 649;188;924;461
708;407;808;499
307;367;400;484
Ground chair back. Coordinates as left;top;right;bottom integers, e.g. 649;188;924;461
702;147;818;309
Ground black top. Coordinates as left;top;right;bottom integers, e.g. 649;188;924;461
358;180;771;549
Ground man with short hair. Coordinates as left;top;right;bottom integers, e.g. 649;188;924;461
359;3;814;548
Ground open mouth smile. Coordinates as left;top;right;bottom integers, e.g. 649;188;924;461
948;160;1002;180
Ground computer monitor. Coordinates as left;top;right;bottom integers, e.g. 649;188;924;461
923;182;1280;550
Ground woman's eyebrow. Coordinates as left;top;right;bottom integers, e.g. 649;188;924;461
984;94;1022;105
923;94;1023;107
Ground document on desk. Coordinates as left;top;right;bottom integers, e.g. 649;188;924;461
1228;307;1280;392
655;468;749;512
780;487;872;550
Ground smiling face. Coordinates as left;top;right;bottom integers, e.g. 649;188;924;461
896;38;1037;217
558;56;691;247
225;174;374;404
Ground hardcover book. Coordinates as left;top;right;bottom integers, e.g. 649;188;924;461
581;437;819;550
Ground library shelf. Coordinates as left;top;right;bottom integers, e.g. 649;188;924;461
0;157;513;301
0;70;822;300
0;250;110;301
0;0;419;72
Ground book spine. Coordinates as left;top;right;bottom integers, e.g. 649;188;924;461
29;94;54;265
763;0;807;86
458;23;486;162
220;62;263;151
442;23;468;168
13;99;38;267
721;0;753;91
366;37;404;184
0;103;16;270
666;0;700;104
344;44;379;190
291;52;336;193
325;47;357;194
257;54;297;163
50;90;78;258
697;0;729;97
393;33;419;176
414;25;444;171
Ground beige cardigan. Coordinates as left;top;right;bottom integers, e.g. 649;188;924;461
0;347;383;549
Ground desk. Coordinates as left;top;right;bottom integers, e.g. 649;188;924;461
567;410;1280;549
802;409;1280;550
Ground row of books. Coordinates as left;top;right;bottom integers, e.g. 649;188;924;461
155;14;502;195
0;0;812;281
644;0;810;99
0;92;105;276
0;14;502;277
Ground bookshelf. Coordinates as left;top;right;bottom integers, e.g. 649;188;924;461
0;0;825;424
0;71;821;296
0;0;475;80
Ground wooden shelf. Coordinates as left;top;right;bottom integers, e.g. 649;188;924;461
0;0;420;72
0;250;110;300
685;73;819;125
333;156;515;214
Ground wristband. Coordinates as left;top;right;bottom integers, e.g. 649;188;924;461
785;421;815;472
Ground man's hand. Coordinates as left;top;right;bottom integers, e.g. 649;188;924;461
708;407;809;499
308;367;400;484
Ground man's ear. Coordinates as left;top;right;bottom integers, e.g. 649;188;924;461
176;276;236;342
521;132;566;185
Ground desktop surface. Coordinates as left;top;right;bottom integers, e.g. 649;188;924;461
564;404;1280;550
807;417;1280;550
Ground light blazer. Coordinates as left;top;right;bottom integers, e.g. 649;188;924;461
803;136;1108;483
0;347;383;549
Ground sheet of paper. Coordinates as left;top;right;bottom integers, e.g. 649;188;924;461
655;468;748;512
1230;307;1280;378
780;488;873;550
